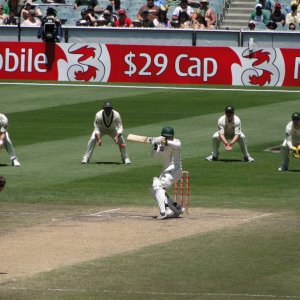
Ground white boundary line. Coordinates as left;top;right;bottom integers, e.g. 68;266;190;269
6;288;300;298
243;213;273;221
87;208;120;217
0;82;300;93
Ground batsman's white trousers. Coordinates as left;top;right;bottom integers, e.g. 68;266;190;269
82;128;129;161
211;132;250;158
150;167;182;214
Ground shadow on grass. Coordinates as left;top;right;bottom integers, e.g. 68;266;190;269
93;161;123;165
0;164;10;167
218;159;244;163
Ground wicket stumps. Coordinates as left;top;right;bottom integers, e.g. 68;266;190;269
174;171;189;214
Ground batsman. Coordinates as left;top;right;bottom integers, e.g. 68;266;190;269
150;126;185;220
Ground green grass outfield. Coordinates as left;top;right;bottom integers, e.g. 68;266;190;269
0;82;300;299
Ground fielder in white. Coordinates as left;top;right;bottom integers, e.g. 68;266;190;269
150;126;185;220
278;112;300;171
81;101;131;164
0;113;21;167
206;106;254;162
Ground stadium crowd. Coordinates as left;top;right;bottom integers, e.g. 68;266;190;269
0;0;299;30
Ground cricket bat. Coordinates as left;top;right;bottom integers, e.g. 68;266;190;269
127;134;152;144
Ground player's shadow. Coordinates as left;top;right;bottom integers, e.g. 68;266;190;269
218;159;244;163
0;164;10;167
93;161;123;165
288;169;300;172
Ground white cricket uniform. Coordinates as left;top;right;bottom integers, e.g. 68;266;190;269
210;114;251;158
82;109;130;162
150;137;183;214
279;121;300;168
0;113;19;162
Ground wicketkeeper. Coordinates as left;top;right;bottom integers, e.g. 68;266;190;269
278;112;300;171
206;106;254;162
149;126;185;220
0;113;21;167
81;101;131;164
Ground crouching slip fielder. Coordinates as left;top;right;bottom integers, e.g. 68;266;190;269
150;126;185;220
278;112;300;171
0;113;21;166
81;101;131;164
206;106;254;162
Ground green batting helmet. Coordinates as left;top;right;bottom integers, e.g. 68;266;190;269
161;126;174;137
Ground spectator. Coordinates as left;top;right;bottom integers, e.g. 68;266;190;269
177;10;192;27
114;9;133;27
137;0;159;22
288;22;296;29
4;11;18;25
286;4;300;24
105;4;118;21
0;113;21;167
266;19;277;29
97;9;114;26
21;9;41;26
74;0;98;10
172;0;194;21
20;2;32;22
206;106;254;163
76;8;91;26
84;6;98;26
270;2;286;26
278;112;300;171
247;19;256;30
290;0;300;13
154;5;172;27
140;9;155;27
193;0;216;29
255;0;274;15
0;4;9;24
109;0;120;11
250;3;269;25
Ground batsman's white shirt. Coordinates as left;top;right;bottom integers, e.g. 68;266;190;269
94;109;123;134
218;115;241;138
0;113;8;133
285;121;300;148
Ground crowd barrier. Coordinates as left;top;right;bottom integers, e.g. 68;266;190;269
1;25;300;48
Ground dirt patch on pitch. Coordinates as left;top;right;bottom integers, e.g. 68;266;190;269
0;206;273;284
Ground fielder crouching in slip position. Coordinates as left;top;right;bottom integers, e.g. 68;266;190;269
81;101;131;164
278;112;300;171
150;126;185;220
206;106;254;162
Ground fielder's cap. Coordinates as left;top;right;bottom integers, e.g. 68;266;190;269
292;112;300;120
256;3;262;8
225;105;235;113
103;101;113;108
275;2;281;8
118;8;126;15
161;125;174;137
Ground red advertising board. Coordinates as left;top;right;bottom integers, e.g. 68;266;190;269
0;42;299;86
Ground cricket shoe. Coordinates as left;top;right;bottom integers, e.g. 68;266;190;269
244;156;255;162
278;165;288;171
124;158;131;165
206;155;218;161
12;158;21;167
157;208;174;220
81;157;89;164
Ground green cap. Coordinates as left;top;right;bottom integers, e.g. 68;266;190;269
103;101;113;108
292;112;300;120
225;105;235;113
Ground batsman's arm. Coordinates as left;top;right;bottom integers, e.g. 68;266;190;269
0;132;5;149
